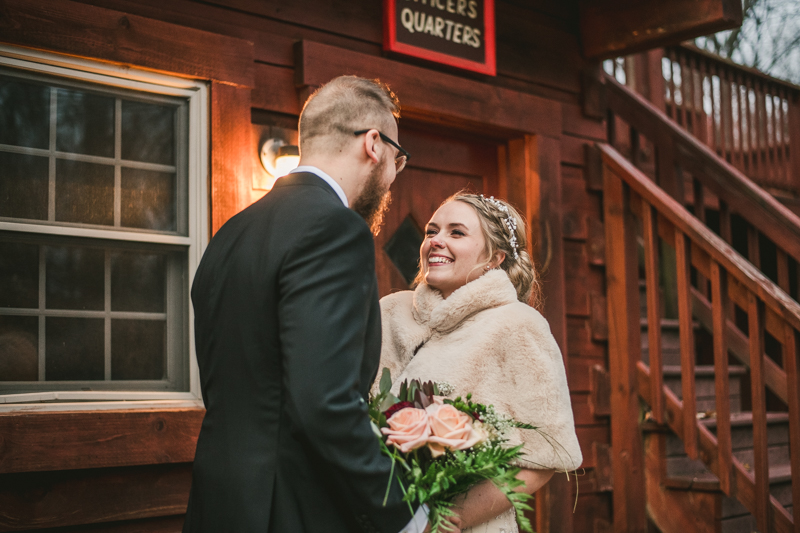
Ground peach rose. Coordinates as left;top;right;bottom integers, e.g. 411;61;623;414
426;403;487;457
381;407;430;453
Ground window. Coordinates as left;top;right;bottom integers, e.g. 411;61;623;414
0;48;207;406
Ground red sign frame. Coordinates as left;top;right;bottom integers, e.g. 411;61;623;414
383;0;496;76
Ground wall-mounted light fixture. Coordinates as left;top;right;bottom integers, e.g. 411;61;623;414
260;138;300;178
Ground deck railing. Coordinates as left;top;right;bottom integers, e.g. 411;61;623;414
606;44;800;195
605;75;800;303
602;142;800;533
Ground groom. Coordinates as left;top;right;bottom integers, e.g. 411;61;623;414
184;76;433;533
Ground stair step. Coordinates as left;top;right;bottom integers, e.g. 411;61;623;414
663;463;792;493
701;411;790;429
661;365;748;377
658;365;747;413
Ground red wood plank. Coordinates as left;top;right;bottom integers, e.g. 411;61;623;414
637;362;795;533
783;324;800;533
295;40;562;138
748;292;771;533
789;94;800;192
0;409;204;474
0;464;191;530
675;228;698;459
606;75;800;267
579;0;742;59
211;82;254;234
602;163;647;532
642;203;664;424
251;63;301;115
599;143;800;335
0;0;254;87
711;261;732;494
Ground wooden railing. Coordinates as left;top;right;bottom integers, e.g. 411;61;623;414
606;74;800;304
606;44;800;194
601;142;800;533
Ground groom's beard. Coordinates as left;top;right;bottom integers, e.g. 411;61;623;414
352;161;392;236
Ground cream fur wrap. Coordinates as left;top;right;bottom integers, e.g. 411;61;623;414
377;269;583;472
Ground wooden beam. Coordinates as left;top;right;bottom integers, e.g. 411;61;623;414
579;0;743;60
0;409;203;474
603;164;647;533
0;464;191;530
211;82;255;234
294;40;562;138
0;0;254;87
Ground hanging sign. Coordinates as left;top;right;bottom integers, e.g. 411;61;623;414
383;0;496;76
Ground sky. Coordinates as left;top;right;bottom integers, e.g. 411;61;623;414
696;0;800;85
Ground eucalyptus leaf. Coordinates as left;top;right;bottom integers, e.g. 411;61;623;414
379;392;401;412
380;368;393;395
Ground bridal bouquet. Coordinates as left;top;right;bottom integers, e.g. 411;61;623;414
369;369;537;533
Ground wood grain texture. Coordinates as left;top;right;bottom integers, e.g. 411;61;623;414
599;143;800;333
602;161;647;532
251;63;301;116
711;261;733;495
0;464;191;530
211;82;255;234
607;76;800;267
748;294;771;533
0;409;203;474
674;228;698;460
0;0;254;86
783;324;800;533
637;344;795;532
295;40;562;138
642;204;664;424
580;0;742;59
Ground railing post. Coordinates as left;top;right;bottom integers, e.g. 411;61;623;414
790;92;800;192
604;162;647;533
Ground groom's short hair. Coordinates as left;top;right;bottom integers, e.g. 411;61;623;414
299;76;400;157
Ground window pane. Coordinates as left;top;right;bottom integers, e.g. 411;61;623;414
45;317;104;380
45;245;104;311
56;88;114;157
0;152;49;220
121;168;176;231
111;319;165;380
111;251;165;312
55;159;114;225
0;240;39;308
121;100;175;165
0;315;38;381
0;75;50;149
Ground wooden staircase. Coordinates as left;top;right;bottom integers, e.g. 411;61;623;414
641;291;793;531
600;69;800;532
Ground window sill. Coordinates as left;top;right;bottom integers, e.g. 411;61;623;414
0;405;205;474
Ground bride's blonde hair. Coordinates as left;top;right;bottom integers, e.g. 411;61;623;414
415;191;541;308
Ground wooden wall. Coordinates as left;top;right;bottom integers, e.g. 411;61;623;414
0;0;613;531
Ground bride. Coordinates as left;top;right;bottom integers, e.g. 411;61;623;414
379;192;582;532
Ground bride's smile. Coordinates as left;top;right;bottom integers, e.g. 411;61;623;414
420;200;504;299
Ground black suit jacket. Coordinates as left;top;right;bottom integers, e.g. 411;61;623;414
184;172;414;533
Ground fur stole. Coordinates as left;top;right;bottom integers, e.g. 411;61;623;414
378;270;583;471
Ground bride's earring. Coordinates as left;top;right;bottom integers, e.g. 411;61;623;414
484;264;491;271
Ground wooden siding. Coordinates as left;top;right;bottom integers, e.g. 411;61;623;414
0;0;617;531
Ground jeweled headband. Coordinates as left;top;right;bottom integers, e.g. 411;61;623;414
479;195;520;260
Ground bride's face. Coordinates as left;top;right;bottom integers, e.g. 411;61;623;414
420;201;490;299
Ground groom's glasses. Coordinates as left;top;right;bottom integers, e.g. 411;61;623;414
354;130;410;173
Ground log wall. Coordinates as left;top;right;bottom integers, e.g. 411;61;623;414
0;0;613;531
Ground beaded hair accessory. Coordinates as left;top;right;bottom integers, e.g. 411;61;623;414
479;195;519;259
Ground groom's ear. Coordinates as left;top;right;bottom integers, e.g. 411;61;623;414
361;129;381;164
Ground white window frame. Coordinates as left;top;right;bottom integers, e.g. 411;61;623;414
0;44;207;412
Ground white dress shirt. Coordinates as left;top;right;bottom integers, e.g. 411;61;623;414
289;165;430;533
